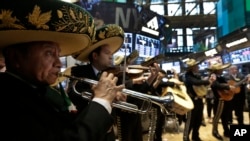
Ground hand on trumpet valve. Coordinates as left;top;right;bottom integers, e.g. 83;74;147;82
92;72;125;104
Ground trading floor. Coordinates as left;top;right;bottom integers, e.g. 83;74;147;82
141;108;249;141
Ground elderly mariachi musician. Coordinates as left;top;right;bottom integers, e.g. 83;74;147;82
0;0;125;141
183;59;214;141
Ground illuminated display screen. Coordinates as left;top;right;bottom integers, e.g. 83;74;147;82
200;56;223;70
217;0;247;39
135;34;160;57
114;32;133;56
230;47;250;64
161;61;181;73
221;53;231;64
247;0;250;25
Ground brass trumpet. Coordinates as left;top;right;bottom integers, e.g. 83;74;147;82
61;73;174;114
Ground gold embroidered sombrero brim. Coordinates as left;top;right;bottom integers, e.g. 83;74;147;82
73;24;124;62
0;0;95;57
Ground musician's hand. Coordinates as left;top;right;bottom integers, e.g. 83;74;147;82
146;63;161;85
132;76;147;84
115;92;127;102
92;71;124;104
153;72;164;88
229;85;236;90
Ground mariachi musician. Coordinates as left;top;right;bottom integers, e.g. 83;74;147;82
67;24;126;141
113;52;162;141
151;69;184;141
207;62;233;140
182;59;214;141
225;65;248;125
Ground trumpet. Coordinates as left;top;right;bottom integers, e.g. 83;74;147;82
61;73;174;114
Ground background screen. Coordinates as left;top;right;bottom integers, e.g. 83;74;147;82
135;34;160;57
230;47;250;64
217;0;246;39
161;61;181;73
114;32;133;56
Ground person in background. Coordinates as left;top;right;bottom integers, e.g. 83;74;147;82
67;24;126;141
183;59;214;141
225;65;247;125
207;63;233;140
0;0;125;140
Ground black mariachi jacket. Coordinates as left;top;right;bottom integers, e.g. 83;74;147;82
66;64;116;141
0;72;113;141
67;64;98;112
184;71;210;98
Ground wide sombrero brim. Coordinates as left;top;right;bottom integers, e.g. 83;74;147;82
183;59;203;69
0;0;95;57
207;63;231;71
73;36;123;62
0;30;91;57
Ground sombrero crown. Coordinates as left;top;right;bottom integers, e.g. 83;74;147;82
184;59;201;68
73;24;125;62
0;0;95;57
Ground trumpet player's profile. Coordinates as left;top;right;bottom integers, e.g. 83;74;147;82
0;0;124;141
68;24;127;141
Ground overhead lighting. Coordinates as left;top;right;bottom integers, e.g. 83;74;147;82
205;48;218;57
226;37;248;48
60;0;77;3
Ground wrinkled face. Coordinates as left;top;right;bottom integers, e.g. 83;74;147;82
16;41;62;85
93;45;113;70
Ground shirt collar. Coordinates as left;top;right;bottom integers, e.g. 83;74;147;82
91;65;100;76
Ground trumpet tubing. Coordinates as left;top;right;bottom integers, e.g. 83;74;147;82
61;73;174;114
